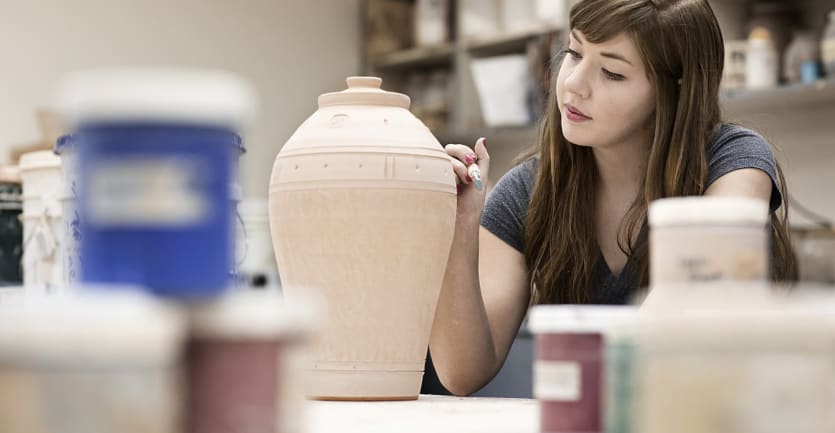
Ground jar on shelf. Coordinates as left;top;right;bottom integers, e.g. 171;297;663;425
784;30;820;84
822;10;835;77
722;40;748;90
746;27;779;89
746;1;798;81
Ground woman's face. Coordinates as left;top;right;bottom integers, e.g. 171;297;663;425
556;30;656;150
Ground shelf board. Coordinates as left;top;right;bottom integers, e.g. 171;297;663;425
721;79;835;115
371;43;454;70
464;25;563;57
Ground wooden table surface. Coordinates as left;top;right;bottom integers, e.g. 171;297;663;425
308;394;539;433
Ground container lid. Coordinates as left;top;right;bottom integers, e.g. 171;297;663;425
19;150;61;171
0;289;186;365
54;134;74;155
318;76;410;109
638;306;835;351
528;305;639;334
648;196;768;227
189;291;318;340
55;67;257;128
55;132;245;154
238;198;269;222
0;165;21;183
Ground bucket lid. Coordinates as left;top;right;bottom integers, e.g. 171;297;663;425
189;291;318;340
0;289;186;365
0;165;21;183
648;196;768;227
528;305;639;334
238;198;269;222
318;76;410;109
54;134;74;155
55;67;257;128
55;132;245;154
19;150;61;171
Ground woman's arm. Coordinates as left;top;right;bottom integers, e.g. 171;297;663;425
704;167;772;200
429;138;532;396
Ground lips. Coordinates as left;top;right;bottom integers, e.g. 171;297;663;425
565;104;591;120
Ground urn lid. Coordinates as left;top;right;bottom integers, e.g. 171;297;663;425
318;76;410;109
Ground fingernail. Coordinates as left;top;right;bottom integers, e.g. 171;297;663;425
483;138;488;149
466;155;475;164
466;175;472;183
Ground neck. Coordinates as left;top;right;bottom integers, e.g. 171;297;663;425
593;135;648;198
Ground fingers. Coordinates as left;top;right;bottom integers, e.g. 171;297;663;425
445;143;478;185
473;137;489;178
449;156;470;184
444;143;478;166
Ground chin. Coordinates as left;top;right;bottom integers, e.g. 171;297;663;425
561;121;595;147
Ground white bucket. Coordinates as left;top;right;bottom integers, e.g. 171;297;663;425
19;151;64;294
236;198;279;289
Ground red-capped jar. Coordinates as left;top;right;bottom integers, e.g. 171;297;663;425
529;306;636;433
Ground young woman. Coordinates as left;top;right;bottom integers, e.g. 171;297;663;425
431;0;796;396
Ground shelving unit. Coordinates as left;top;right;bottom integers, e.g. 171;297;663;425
371;43;455;70
363;0;835;180
723;78;835;115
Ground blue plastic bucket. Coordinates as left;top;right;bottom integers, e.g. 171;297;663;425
55;132;246;290
56;68;255;299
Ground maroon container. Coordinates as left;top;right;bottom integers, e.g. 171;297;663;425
529;306;635;433
186;292;315;433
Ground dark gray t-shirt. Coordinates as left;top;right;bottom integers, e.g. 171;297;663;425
480;124;782;305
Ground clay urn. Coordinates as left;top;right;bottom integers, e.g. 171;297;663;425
269;76;457;400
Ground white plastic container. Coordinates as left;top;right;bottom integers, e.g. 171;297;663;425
528;306;638;433
746;27;779;89
55;134;81;286
460;0;500;39
18;151;64;294
500;0;537;34
0;291;186;433
822;10;835;77
534;0;566;27
648;196;769;286
187;291;316;433
415;0;448;46
236;198;279;288
635;307;835;433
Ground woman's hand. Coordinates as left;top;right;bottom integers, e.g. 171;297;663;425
444;137;489;222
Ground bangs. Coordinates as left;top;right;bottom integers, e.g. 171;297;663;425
570;0;654;43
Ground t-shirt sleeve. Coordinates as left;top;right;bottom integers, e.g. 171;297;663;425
707;124;783;212
480;159;537;254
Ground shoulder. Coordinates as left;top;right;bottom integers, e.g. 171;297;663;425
480;157;538;253
707;123;782;211
708;124;773;160
494;157;538;195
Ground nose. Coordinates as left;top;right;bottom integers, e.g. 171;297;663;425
563;61;592;99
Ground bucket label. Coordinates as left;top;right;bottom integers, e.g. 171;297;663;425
534;360;582;401
87;158;209;225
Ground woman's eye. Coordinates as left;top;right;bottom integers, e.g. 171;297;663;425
565;48;582;60
603;69;626;81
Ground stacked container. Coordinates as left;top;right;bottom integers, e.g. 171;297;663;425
18;151;64;293
56;68;253;298
40;68;316;433
0;165;23;286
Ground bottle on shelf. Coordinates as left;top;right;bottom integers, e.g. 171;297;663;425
784;30;820;85
746;27;779;89
822;10;835;78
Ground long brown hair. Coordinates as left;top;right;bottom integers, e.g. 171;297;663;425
524;0;796;304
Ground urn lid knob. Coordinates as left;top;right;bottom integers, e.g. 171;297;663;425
318;76;410;109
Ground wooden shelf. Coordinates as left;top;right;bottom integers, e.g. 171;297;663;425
371;43;454;70
721;79;835;115
464;25;563;57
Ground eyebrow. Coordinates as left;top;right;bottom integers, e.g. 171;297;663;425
570;30;635;67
